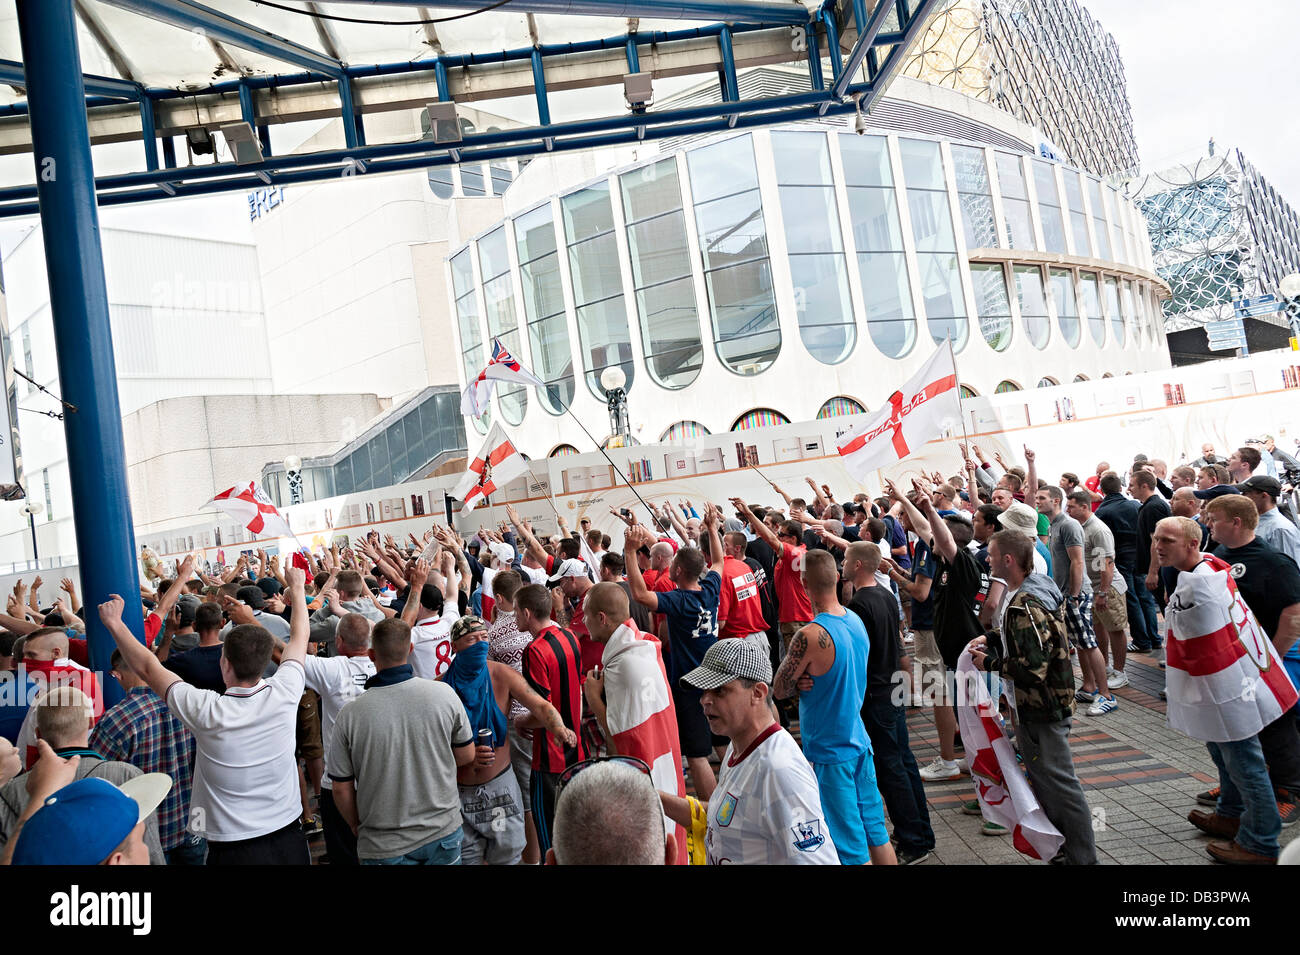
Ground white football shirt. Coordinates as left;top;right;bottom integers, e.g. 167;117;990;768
302;654;377;790
410;614;455;680
706;724;840;865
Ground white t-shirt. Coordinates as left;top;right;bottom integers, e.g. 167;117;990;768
165;659;305;842
706;725;840;865
410;613;456;680
302;654;377;790
520;565;548;587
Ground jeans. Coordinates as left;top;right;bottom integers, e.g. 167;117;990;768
361;828;463;865
1134;579;1161;648
1207;736;1281;858
1257;705;1300;799
164;832;207;866
1119;567;1151;648
1019;718;1097;865
861;696;935;854
319;787;359;866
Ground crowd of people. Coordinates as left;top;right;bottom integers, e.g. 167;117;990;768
0;432;1297;866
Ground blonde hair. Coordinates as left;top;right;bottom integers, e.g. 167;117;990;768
34;686;93;748
1155;515;1202;545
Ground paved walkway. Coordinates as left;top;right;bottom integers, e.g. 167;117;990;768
907;651;1299;864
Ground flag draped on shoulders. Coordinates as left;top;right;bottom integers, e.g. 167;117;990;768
601;620;687;865
453;423;528;515
836;345;961;481
461;339;545;417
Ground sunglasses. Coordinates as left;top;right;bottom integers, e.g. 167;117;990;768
557;755;651;793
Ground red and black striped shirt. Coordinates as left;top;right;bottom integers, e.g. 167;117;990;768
523;623;586;773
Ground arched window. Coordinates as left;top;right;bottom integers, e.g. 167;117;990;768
1014;265;1050;349
1073;374;1089;382
970;263;1012;351
451;248;491;434
817;396;867;419
516;204;575;414
1049;268;1081;348
478;226;527;424
731;408;790;431
1036;377;1058;388
960;384;979;398
899;138;968;351
661;420;711;442
549;444;581;458
995;380;1022;393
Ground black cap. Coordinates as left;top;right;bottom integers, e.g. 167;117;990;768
1237;475;1281;498
1192;484;1241;501
235;585;267;611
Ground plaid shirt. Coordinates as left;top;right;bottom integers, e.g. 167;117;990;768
90;686;196;851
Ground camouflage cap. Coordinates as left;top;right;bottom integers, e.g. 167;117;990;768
449;615;488;643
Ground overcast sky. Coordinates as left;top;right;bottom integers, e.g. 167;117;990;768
1084;0;1299;197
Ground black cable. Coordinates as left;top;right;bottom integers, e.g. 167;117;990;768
252;0;515;26
12;368;76;413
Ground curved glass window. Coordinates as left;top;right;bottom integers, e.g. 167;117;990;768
688;135;780;375
561;183;635;399
515;204;575;414
817;396;867;419
1036;377;1058;388
1049;268;1080;348
960;384;978;398
732;408;789;431
461;164;486;197
773;131;854;365
995;152;1036;251
428;166;454;199
452;248;490;433
970;263;1012;351
478;226;527;425
1104;188;1127;264
1062;170;1092;256
1074;374;1089;382
995;380;1021;393
490;163;514;195
951;144;998;248
1121;280;1141;347
841;134;915;358
1079;271;1105;346
549;444;581;458
661;420;711;442
1014;265;1050;349
1103;277;1124;347
1086;179;1112;260
900;139;968;351
1032;160;1067;254
620;159;703;389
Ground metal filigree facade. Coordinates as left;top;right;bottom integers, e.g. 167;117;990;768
901;0;1139;179
1128;150;1300;333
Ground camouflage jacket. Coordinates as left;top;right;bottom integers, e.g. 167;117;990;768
982;574;1076;724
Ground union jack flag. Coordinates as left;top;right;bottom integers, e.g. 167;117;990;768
461;338;545;417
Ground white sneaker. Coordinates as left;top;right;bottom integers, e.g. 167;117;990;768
919;757;962;782
1087;695;1119;716
1108;669;1129;688
955;757;969;773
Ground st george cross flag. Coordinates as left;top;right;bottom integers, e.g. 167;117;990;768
1163;554;1299;743
956;652;1065;861
461;339;546;417
600;619;687;865
206;481;295;539
454;423;528;515
835;345;961;481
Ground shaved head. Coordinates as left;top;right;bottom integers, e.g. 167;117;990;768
583;582;631;643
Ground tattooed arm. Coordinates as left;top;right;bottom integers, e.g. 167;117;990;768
773;622;831;701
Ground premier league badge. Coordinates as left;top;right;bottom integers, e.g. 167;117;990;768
791;819;826;852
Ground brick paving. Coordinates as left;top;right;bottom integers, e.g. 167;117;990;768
906;651;1299;865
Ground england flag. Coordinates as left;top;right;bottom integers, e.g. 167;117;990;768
835;345;962;481
454;423;528;515
206;481;294;539
461;339;545;417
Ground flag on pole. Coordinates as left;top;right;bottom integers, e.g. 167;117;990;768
461;339;546;417
956;653;1065;861
454;423;528;515
205;481;295;539
835;344;961;481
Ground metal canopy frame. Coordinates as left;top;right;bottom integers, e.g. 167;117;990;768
5;0;942;704
0;0;942;217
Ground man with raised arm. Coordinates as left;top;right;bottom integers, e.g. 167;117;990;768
98;566;313;865
730;497;813;655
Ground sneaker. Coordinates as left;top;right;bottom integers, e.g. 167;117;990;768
981;820;1009;836
955;757;969;773
1159;689;1167;701
1107;669;1129;688
1196;786;1221;807
1277;795;1298;829
897;847;931;865
962;798;983;816
1127;641;1152;653
903;630;916;645
1087;695;1119;716
1074;688;1098;704
919;757;962;782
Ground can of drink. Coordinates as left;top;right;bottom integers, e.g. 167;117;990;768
477;728;493;749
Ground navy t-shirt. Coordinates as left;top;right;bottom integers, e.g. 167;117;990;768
655;571;721;682
910;539;938;630
164;644;226;692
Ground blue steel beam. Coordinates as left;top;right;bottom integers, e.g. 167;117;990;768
99;0;344;77
856;0;940;111
139;98;159;170
14;0;141;706
0;58;141;99
326;0;812;25
830;0;903;100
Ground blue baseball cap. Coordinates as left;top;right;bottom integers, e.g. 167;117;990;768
12;773;171;865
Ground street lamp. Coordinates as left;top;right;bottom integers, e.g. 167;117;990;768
19;499;43;564
283;455;304;506
600;366;630;447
